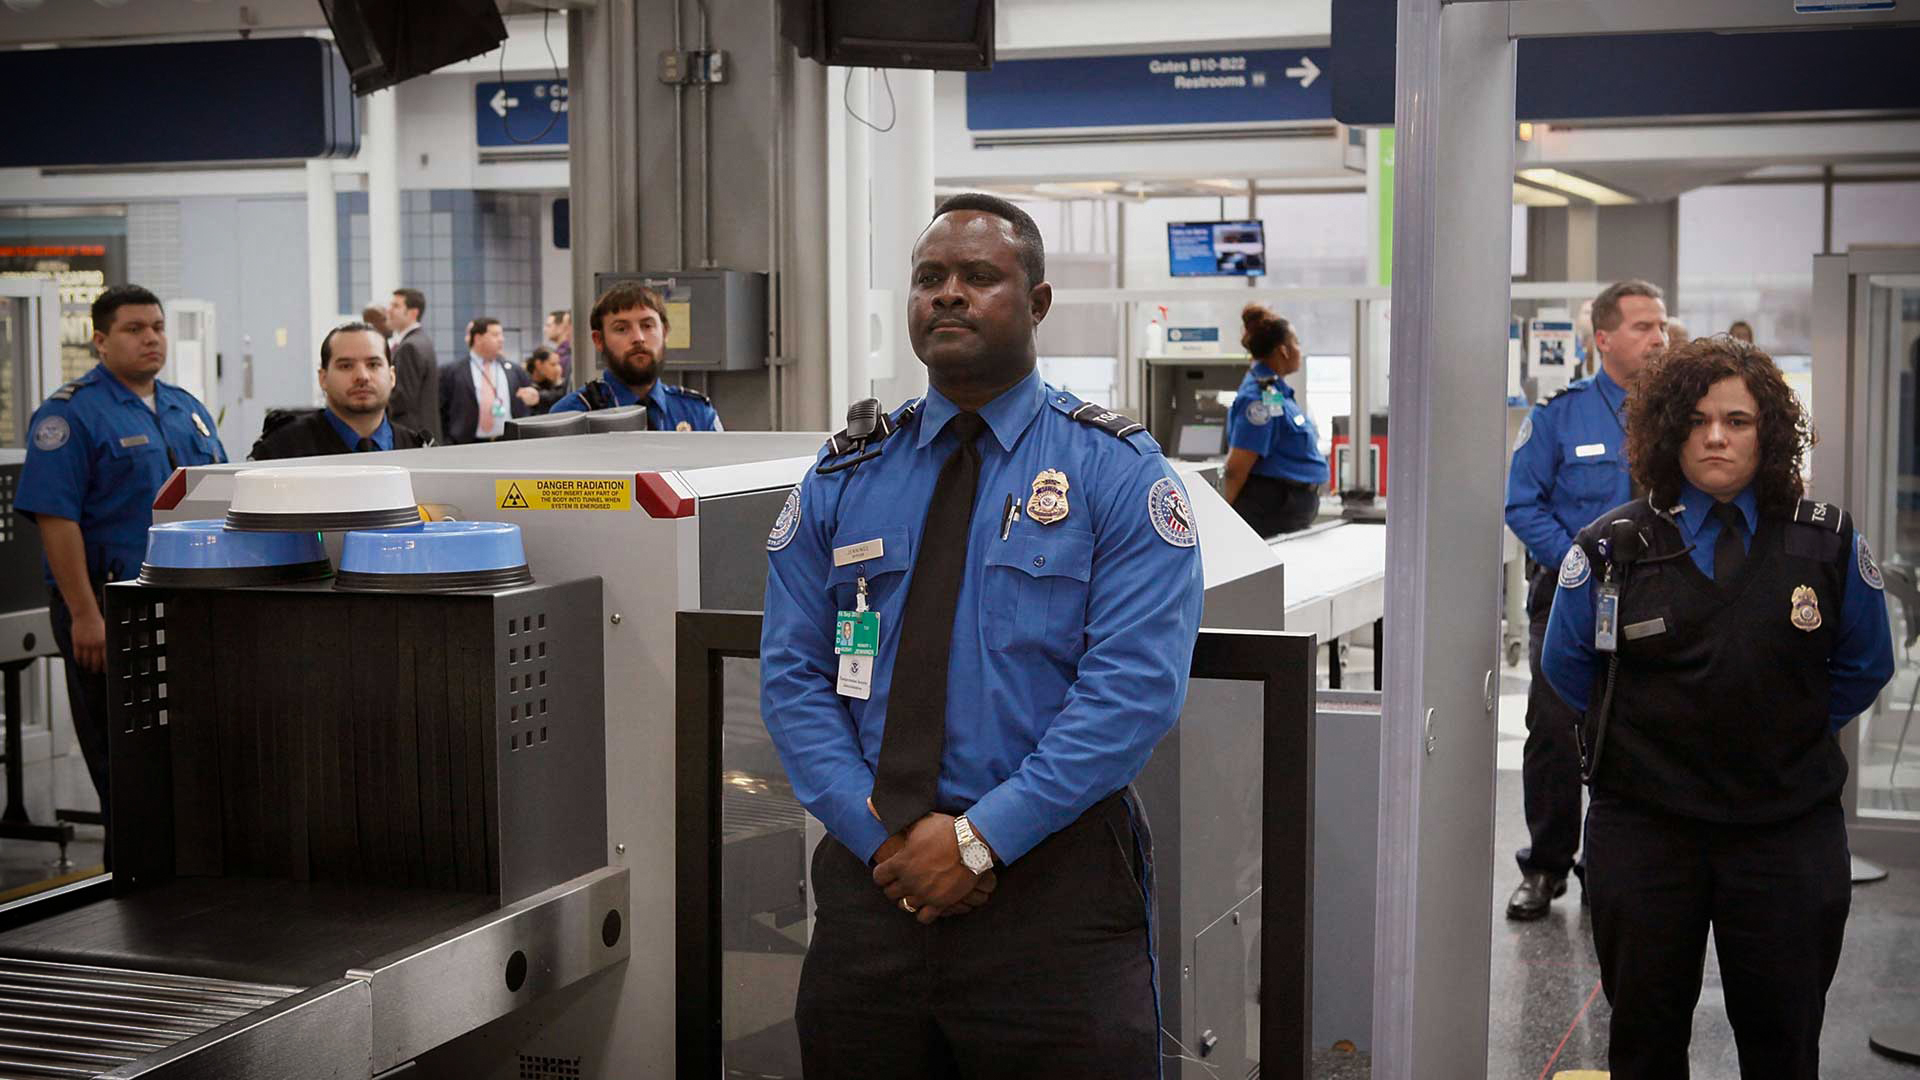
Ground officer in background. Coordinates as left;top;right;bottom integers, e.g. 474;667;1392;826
16;285;228;842
1542;338;1891;1078
250;322;435;459
760;193;1204;1078
1502;279;1669;919
1221;302;1327;536
548;282;723;430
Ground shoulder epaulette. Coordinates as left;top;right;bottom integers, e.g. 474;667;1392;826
1054;399;1146;440
1792;499;1847;533
48;379;86;402
665;383;710;404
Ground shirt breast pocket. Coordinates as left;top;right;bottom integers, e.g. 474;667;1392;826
984;528;1095;658
1560;451;1623;503
100;430;167;489
825;525;911;613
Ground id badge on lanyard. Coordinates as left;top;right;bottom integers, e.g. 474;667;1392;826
835;575;880;699
1595;569;1620;654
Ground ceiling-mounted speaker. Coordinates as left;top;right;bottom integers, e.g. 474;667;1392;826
318;0;508;96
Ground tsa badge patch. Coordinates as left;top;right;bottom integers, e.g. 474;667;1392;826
1147;476;1198;548
1859;535;1885;591
1027;469;1070;526
766;485;802;552
1245;400;1271;426
1790;585;1822;632
1558;545;1590;589
1513;415;1533;453
31;415;68;452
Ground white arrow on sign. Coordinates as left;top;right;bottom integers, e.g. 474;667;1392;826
1285;56;1321;89
489;88;521;117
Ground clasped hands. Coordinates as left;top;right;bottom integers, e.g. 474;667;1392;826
868;799;997;926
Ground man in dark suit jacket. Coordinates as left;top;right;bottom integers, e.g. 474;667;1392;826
439;315;537;444
250;322;434;460
386;288;441;440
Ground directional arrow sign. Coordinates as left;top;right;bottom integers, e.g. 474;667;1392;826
489;88;520;117
966;47;1334;131
1286;56;1321;88
476;79;569;147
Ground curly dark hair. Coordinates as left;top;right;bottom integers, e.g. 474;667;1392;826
1625;337;1813;516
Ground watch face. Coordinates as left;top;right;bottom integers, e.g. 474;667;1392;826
961;843;993;874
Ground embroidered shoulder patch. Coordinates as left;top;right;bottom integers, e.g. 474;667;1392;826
1245;400;1271;427
1147;476;1198;548
32;415;69;451
1859;534;1884;591
1558;544;1590;589
767;485;802;552
1513;414;1533;452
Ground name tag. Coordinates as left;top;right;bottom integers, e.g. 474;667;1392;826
1623;617;1667;641
832;538;884;567
118;434;150;448
1574;443;1606;458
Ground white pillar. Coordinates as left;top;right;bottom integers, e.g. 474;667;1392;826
306;160;340;344
366;89;403;299
826;67;872;422
867;69;935;409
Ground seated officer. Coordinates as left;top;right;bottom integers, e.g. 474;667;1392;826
1542;337;1893;1079
548;283;722;430
760;192;1203;1078
17;284;228;842
1221;302;1326;536
250;322;435;460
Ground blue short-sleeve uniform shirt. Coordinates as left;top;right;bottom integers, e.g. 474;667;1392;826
549;371;723;430
17;363;228;584
759;371;1205;866
1226;363;1327;487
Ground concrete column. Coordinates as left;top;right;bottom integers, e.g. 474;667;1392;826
1374;2;1515;1077
867;69;936;409
365;89;402;299
827;67;872;421
305;160;339;353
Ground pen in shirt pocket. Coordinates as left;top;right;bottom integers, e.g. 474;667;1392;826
1000;493;1020;541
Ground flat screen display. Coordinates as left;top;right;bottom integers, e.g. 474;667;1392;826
1167;220;1267;278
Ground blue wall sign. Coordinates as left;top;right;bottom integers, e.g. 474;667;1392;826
966;48;1332;131
475;79;569;148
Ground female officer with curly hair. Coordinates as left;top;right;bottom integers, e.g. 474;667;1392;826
1539;337;1893;1078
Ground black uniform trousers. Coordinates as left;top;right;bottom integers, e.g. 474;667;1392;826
796;791;1159;1080
1517;566;1585;878
47;587;111;856
1234;475;1320;538
1586;795;1850;1080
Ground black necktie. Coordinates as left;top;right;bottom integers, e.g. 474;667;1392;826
871;410;989;836
1712;501;1746;583
356;437;378;452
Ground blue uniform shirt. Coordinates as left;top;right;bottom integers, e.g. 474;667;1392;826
1542;481;1895;731
549;371;723;430
16;363;227;584
321;409;393;451
1226;363;1327;486
1505;369;1633;569
760;372;1205;865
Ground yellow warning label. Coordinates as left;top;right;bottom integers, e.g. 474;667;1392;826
494;477;633;512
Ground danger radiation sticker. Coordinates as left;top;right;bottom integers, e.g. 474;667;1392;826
495;477;633;511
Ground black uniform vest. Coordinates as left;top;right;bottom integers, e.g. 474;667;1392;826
1574;497;1853;824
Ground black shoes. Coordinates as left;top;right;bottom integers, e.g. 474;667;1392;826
1506;870;1568;920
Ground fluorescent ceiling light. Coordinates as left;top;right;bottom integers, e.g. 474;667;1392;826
1517;168;1635;205
1194;178;1250;193
1512;183;1570;208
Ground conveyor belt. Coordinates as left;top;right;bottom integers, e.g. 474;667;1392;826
0;957;295;1079
0;878;496;988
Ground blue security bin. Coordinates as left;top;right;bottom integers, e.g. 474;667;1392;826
139;520;331;587
334;521;534;593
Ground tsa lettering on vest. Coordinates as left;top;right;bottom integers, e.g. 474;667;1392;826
1558;545;1590;589
1790;585;1822;632
1860;536;1885;591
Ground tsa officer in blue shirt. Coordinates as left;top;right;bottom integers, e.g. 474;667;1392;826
1222;303;1327;536
16;285;227;837
1501;279;1669;920
547;283;722;430
1540;338;1891;1079
761;193;1203;1079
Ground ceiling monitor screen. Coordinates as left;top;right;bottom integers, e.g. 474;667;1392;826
1167;220;1267;278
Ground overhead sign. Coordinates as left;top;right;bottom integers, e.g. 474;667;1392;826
966;48;1333;131
1795;1;1895;10
475;79;569;148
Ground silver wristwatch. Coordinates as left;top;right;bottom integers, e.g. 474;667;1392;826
954;815;993;875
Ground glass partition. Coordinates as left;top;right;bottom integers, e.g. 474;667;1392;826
1860;273;1920;820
